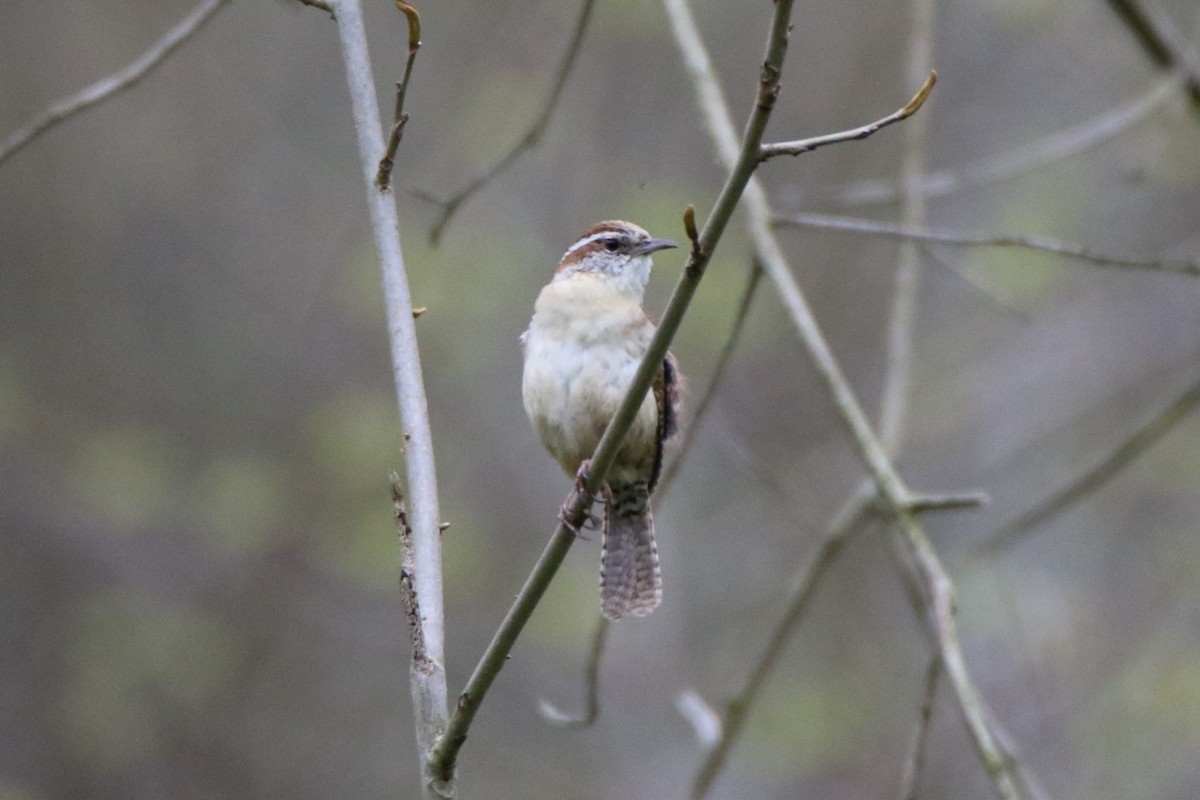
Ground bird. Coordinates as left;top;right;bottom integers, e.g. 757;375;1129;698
521;219;683;620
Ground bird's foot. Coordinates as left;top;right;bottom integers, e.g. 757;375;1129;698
557;459;608;537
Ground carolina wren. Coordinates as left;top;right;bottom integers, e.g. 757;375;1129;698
521;220;683;620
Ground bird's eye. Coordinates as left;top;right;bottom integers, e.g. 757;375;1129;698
603;238;620;252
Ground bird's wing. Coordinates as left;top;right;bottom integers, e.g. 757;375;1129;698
648;351;682;494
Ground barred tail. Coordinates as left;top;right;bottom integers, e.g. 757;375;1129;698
600;480;662;620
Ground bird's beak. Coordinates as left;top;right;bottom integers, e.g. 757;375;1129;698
631;237;678;256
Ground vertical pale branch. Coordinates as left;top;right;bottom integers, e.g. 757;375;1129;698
330;1;449;797
878;0;934;452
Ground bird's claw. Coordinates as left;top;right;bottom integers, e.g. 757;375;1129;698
558;460;608;538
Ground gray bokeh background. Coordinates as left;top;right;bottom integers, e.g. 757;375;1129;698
2;1;1200;798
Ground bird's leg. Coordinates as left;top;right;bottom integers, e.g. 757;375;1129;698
558;459;608;537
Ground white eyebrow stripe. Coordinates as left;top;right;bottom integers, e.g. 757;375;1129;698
563;231;617;258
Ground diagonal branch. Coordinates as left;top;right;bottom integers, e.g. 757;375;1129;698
1105;0;1200;113
898;655;942;800
329;2;448;797
666;2;1033;798
689;489;873;800
0;0;232;167
428;0;800;784
414;0;596;243
975;373;1200;557
656;257;764;498
775;212;1200;276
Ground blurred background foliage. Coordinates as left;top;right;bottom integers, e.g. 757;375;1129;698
1;0;1199;798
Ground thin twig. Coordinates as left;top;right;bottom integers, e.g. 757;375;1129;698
903;491;990;513
1105;0;1200;112
297;0;335;16
0;0;231;167
666;4;1030;797
376;1;422;190
414;0;596;243
898;656;942;800
974;373;1200;557
775;212;1200;276
656;257;764;498
826;76;1178;207
537;617;609;727
690;489;874;800
758;72;937;160
429;0;801;784
330;2;448;797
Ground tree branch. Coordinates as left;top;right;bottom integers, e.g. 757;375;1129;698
758;72;936;160
897;656;942;800
974;372;1200;557
0;0;231;168
329;2;448;797
413;0;596;243
537;616;609;728
1105;0;1200;113
656;257;763;498
376;1;422;190
776;212;1200;276
689;489;873;800
825;76;1178;207
666;3;1032;797
429;0;800;783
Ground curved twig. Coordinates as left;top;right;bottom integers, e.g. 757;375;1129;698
0;0;231;167
758;72;936;160
415;0;596;243
537;617;609;728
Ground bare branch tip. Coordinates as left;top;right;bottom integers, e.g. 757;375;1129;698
683;204;701;253
905;71;938;116
395;0;422;50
